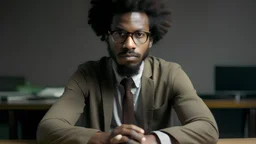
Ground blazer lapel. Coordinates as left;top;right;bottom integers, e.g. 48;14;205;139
100;58;116;132
100;57;155;132
139;58;155;133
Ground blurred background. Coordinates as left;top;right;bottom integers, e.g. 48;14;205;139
0;0;255;140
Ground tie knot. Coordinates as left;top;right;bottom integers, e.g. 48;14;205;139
120;78;134;90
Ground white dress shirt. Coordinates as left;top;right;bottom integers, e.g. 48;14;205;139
110;60;172;144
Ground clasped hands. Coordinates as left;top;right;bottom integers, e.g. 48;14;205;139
89;124;160;144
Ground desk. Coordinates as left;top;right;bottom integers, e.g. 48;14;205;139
204;99;256;138
1;99;255;109
204;99;256;108
0;100;55;139
0;138;256;144
218;138;256;144
1;99;256;139
0;99;54;110
0;140;35;144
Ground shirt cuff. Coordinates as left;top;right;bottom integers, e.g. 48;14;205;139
152;131;172;144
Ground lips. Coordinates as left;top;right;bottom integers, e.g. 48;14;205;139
118;53;139;58
118;53;139;62
120;55;137;58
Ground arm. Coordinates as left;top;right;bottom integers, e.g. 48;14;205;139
160;65;219;144
36;71;99;144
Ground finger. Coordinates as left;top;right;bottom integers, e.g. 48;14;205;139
113;134;122;141
128;130;146;143
110;134;123;144
110;135;130;144
121;124;145;134
116;129;145;143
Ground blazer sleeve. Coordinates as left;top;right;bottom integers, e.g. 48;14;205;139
160;65;219;144
36;70;99;144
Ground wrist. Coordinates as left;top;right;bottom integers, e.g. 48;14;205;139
151;134;161;144
143;134;160;144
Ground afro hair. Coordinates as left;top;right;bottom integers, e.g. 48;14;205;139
88;0;172;44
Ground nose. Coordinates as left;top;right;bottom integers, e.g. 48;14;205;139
123;36;136;49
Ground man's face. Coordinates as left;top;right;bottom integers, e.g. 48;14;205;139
107;12;152;76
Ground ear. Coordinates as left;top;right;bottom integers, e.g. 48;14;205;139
149;39;153;48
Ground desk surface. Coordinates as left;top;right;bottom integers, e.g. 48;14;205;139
1;138;256;144
0;140;35;144
0;99;256;110
217;138;256;144
203;99;256;108
0;99;55;110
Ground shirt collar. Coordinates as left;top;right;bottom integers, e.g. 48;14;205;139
112;60;144;88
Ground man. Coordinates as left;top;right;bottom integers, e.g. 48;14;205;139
37;0;219;144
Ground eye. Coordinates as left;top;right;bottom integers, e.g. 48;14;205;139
114;31;127;37
134;32;146;38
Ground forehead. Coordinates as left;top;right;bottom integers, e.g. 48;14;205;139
111;12;149;31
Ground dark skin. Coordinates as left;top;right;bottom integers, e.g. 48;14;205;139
88;12;160;144
108;12;152;68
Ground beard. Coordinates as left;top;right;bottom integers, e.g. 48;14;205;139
107;44;149;77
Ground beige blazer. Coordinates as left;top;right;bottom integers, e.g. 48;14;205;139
37;56;219;144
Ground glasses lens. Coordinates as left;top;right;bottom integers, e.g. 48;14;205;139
112;31;127;43
133;32;148;44
111;31;149;44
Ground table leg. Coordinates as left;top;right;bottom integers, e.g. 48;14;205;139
248;108;256;137
8;110;18;139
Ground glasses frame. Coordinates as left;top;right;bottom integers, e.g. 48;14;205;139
108;30;151;45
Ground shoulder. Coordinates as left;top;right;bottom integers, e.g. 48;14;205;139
146;56;194;92
64;57;110;95
76;56;110;76
145;56;188;85
146;56;182;73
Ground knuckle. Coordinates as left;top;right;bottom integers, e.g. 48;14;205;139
138;133;143;138
122;136;129;142
130;130;135;136
120;128;126;133
112;129;118;135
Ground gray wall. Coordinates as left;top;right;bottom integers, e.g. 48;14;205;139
1;0;256;94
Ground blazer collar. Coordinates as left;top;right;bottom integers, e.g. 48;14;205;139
139;57;155;133
142;57;153;79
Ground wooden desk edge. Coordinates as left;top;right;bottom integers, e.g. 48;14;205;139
204;100;256;108
1;138;256;144
0;99;255;110
0;140;36;144
217;138;256;144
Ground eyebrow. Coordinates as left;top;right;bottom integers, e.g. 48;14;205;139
113;26;147;32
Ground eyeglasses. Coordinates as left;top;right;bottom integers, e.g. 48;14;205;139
109;30;151;45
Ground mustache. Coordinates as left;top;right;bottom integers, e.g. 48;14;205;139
118;50;140;57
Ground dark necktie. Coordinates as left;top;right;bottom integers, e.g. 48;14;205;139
120;78;134;124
